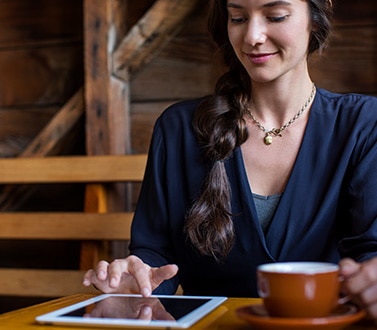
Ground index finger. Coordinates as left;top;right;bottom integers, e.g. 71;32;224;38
106;256;152;295
339;258;361;278
342;258;377;294
82;269;95;286
125;256;153;297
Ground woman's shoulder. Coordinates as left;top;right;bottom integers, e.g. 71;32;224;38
152;98;206;135
316;87;377;108
158;98;204;122
150;98;205;141
314;88;377;144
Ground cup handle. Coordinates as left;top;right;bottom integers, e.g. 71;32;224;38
338;295;351;305
338;275;351;305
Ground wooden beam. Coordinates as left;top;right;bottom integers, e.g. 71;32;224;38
21;88;84;157
113;0;201;80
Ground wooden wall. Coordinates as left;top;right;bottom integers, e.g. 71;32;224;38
0;0;84;158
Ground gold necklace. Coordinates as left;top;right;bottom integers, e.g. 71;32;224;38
248;84;316;145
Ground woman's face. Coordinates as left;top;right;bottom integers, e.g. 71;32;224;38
226;0;312;84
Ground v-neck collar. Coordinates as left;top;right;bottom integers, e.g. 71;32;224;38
232;89;320;260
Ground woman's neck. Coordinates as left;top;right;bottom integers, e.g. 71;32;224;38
249;77;314;127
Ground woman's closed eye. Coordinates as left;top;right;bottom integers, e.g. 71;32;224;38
229;16;247;24
229;14;290;25
267;15;289;23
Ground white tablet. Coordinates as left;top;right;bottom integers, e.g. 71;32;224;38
36;294;227;329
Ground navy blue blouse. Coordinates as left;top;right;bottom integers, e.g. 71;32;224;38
129;88;377;297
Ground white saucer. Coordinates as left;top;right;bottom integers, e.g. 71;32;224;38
235;304;366;330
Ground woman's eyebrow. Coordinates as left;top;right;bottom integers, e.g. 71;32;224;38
227;3;243;9
227;1;291;9
263;1;291;8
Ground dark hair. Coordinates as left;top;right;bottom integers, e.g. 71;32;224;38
185;0;333;260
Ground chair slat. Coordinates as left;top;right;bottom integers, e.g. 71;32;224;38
0;212;133;240
0;155;147;184
0;269;97;297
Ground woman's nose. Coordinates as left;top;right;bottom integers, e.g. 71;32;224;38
244;19;267;46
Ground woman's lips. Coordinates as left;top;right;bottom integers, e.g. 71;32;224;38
247;52;277;64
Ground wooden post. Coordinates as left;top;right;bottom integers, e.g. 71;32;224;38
83;0;130;261
83;0;130;157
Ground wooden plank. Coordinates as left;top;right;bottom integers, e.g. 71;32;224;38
0;46;83;107
113;0;201;80
0;212;133;240
0;0;83;48
0;154;147;184
159;33;216;64
0;269;97;297
0;108;55;139
131;58;218;101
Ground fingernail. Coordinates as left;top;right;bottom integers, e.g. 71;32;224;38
340;264;354;275
142;288;151;297
141;305;152;316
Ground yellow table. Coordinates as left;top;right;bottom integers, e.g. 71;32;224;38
0;294;374;329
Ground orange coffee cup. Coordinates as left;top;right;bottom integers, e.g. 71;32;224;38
257;262;342;318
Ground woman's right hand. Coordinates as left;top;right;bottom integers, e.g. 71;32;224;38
82;255;179;297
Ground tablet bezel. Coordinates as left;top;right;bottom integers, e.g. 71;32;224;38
35;293;227;329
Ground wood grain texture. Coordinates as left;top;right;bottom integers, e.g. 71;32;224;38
0;213;132;240
0;154;147;183
83;0;130;156
0;0;83;48
0;46;83;107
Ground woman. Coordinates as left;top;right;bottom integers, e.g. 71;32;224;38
84;0;377;319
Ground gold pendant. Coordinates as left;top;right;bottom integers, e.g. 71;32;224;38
264;135;273;145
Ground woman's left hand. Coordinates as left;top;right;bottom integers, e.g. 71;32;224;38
339;257;377;321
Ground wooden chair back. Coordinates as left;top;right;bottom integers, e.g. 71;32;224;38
0;154;147;298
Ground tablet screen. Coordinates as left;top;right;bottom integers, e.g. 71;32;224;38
36;294;227;329
64;296;211;319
